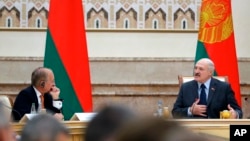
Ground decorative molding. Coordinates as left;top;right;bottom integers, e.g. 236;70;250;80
0;27;199;32
0;56;250;62
0;0;201;29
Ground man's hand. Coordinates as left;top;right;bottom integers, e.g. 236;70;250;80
190;99;207;117
228;104;237;119
54;113;64;121
50;86;60;100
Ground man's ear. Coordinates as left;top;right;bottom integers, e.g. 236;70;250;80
40;81;45;88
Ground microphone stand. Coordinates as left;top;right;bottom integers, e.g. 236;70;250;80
244;97;250;119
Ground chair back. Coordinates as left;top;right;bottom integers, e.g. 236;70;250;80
0;95;13;120
178;75;228;88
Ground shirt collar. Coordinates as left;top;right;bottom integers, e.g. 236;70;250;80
198;77;211;89
33;86;42;98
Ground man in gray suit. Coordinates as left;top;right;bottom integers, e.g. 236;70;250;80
172;58;242;118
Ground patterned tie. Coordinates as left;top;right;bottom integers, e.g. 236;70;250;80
40;95;44;109
199;84;207;105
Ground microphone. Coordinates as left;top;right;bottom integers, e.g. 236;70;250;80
244;97;250;119
244;97;250;103
0;101;22;121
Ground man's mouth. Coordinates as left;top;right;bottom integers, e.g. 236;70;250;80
195;73;200;77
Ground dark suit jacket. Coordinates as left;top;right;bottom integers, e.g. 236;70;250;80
172;77;243;118
12;85;61;121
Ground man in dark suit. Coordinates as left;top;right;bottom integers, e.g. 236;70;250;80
172;58;242;118
12;67;64;121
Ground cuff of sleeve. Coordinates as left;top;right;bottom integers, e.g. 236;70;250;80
53;101;62;109
187;107;193;116
235;111;239;119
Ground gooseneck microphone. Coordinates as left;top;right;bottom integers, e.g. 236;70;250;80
245;97;248;101
245;97;250;103
244;97;250;119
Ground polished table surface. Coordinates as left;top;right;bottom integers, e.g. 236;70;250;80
172;119;250;140
11;119;250;141
171;119;250;125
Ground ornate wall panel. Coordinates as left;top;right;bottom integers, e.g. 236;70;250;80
0;0;201;29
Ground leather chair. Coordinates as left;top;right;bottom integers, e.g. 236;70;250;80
0;95;13;120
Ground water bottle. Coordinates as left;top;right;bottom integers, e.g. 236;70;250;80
157;100;163;117
37;103;42;113
30;103;36;114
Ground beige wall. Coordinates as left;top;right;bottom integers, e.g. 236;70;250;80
1;58;250;118
0;29;249;58
0;0;249;58
0;0;250;118
1;57;250;86
0;30;198;57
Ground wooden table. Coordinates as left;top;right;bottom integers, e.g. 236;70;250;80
12;121;87;141
12;119;250;141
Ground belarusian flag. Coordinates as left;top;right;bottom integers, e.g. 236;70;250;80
44;0;92;120
195;0;241;106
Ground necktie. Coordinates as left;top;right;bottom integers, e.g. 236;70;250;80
40;95;44;109
199;84;207;105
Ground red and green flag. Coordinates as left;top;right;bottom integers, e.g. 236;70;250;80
44;0;92;120
195;0;241;106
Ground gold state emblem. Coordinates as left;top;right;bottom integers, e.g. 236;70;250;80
198;0;233;43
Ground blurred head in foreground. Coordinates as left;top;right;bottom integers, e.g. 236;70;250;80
116;117;209;141
85;104;135;141
0;102;16;141
20;114;69;141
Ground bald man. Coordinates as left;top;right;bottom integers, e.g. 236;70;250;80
12;67;64;121
172;58;242;118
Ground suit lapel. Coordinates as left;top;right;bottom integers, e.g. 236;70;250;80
191;80;199;100
207;78;217;106
29;86;39;108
